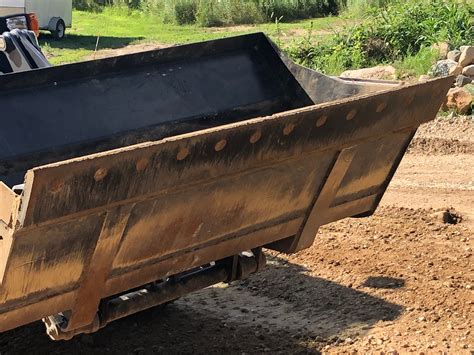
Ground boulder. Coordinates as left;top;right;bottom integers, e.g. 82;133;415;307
462;64;474;77
443;87;472;114
447;49;461;62
430;59;458;77
464;83;474;96
455;75;472;87
432;42;449;59
340;65;396;80
448;65;462;76
458;46;474;67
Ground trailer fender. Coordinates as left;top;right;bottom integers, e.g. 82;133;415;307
47;17;61;31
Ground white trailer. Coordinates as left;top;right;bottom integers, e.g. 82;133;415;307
0;0;72;39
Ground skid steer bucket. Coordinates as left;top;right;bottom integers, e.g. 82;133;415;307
0;32;452;339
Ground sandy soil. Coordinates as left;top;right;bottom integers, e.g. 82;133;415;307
0;116;473;354
86;42;167;60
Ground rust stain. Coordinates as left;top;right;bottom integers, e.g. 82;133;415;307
346;109;358;121
49;179;64;193
214;139;227;152
376;102;387;113
94;168;108;182
283;123;295;136
176;147;189;161
135;158;149;172
316;116;327;128
249;130;262;144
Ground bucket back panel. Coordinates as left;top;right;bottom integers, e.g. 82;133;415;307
111;150;335;270
0;33;313;186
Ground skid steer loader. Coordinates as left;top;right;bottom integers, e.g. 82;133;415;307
0;29;452;340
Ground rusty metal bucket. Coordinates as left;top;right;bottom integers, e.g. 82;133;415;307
0;32;452;339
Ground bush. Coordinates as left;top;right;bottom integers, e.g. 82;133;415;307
260;0;338;21
288;0;474;74
195;1;226;27
75;0;343;25
174;0;197;24
338;0;394;17
73;0;104;11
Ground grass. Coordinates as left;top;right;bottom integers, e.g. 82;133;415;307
40;9;347;65
42;1;465;80
288;0;473;76
75;0;341;26
394;47;441;79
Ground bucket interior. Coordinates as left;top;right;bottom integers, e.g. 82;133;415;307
0;33;315;185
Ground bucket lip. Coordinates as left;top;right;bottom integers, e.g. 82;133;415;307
29;74;453;174
0;32;272;92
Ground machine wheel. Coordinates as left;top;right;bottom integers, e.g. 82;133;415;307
51;19;66;40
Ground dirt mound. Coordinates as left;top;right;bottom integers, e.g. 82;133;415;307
408;137;474;154
416;116;474;141
408;116;474;155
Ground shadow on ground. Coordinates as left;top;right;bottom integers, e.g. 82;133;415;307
39;34;144;51
361;276;405;289
0;256;403;354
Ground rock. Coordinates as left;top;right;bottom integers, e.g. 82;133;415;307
455;75;472;87
444;87;473;114
459;46;474;67
432;42;449;59
464;83;474;96
340;65;396;80
429;209;462;224
418;75;431;82
430;59;458;77
462;64;474;77
447;49;461;62
449;65;462;76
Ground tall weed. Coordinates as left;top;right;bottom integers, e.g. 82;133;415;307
289;0;474;74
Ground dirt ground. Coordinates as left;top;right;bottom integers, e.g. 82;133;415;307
0;116;473;354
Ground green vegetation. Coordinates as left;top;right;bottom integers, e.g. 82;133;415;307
40;8;345;64
45;0;472;81
288;0;474;74
393;47;441;79
73;0;341;26
338;0;394;17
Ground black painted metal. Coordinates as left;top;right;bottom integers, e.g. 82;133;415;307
0;32;313;186
102;264;229;326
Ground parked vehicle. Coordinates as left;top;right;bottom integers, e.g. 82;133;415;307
0;29;49;73
0;31;452;340
0;0;72;39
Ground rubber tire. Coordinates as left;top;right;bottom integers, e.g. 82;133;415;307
51;19;66;40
